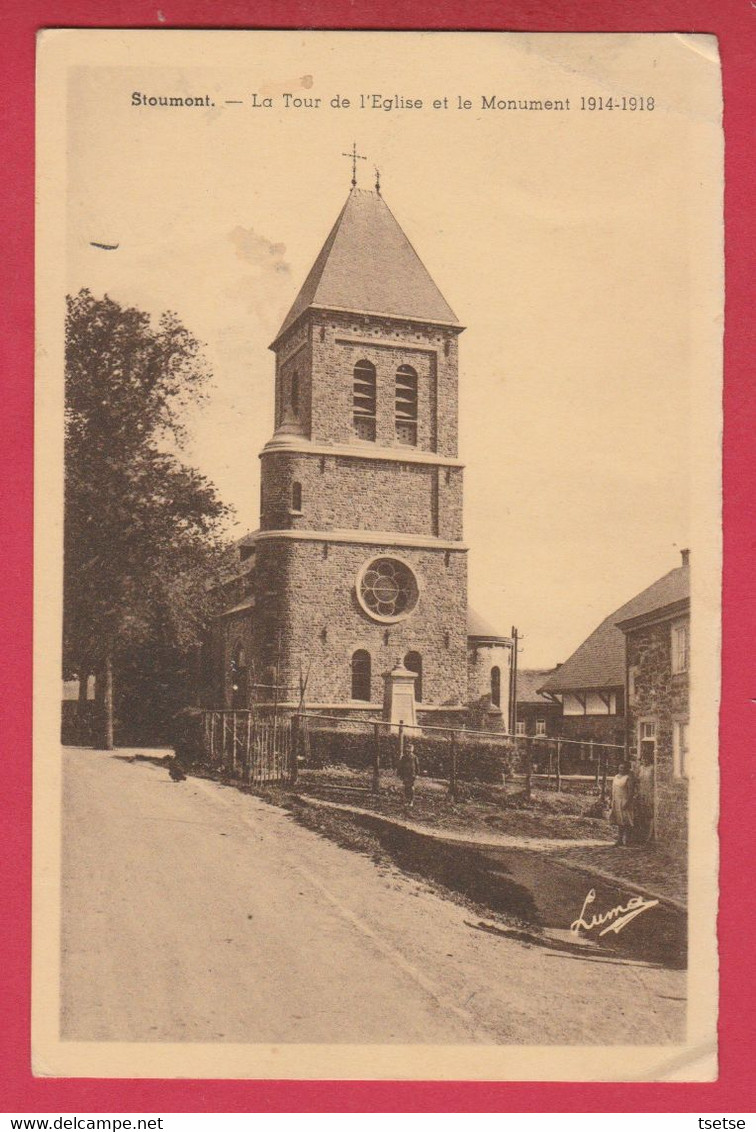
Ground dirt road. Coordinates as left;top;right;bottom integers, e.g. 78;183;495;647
61;747;685;1045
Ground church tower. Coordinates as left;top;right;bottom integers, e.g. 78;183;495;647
246;182;468;716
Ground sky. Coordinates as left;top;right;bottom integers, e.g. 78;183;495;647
63;31;721;667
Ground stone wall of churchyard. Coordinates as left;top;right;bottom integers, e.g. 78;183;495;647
626;617;689;844
251;537;468;710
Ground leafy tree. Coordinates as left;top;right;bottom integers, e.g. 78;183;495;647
64;289;232;748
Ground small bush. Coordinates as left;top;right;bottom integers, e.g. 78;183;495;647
304;724;393;769
301;722;515;786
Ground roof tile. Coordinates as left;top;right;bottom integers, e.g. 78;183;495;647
516;669;560;704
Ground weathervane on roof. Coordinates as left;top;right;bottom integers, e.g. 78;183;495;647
342;141;367;188
374;166;381;195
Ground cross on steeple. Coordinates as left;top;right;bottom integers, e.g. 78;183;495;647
374;166;381;195
342;141;367;188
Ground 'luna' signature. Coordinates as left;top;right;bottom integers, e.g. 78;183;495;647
570;888;659;937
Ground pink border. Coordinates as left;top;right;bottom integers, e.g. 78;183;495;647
3;0;753;1113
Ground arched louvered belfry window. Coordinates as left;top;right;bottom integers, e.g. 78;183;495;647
395;364;418;445
404;651;423;703
351;650;372;701
491;665;501;709
290;371;300;416
353;360;376;441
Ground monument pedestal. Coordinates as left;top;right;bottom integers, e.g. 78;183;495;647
383;659;420;735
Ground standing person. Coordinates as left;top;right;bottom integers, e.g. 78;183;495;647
397;739;420;809
637;750;655;843
610;760;635;846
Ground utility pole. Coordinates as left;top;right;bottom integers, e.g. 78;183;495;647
509;626;520;735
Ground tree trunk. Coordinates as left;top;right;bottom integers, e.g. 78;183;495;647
191;643;203;708
96;647;114;750
77;665;89;744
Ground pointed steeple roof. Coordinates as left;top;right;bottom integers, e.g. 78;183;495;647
273;188;460;344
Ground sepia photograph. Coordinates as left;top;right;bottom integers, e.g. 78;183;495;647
33;29;722;1081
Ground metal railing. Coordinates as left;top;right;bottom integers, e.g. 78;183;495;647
199;705;625;801
202;709;294;785
294;711;624;800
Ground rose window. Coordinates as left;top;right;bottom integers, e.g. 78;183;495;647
357;557;419;622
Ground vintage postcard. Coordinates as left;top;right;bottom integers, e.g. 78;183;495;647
34;30;722;1081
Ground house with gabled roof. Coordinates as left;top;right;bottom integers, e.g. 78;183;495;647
538;552;691;749
617;550;690;844
515;668;562;739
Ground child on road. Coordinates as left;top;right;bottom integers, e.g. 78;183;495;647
396;740;420;808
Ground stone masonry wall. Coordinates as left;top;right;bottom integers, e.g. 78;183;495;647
274;321;311;436
218;611;255;708
251;537;468;709
255;309;466;714
467;641;512;728
259;449;463;540
626;617;689;844
277;311;460;457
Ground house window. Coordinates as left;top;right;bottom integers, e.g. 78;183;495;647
404;651;423;703
535;718;546;737
671;621;690;674
395;364;418;446
351;650;371;702
490;665;501;708
516;720;526;736
353;360;376;441
639;719;657;764
290;371;300;416
291;482;302;512
673;720;689;778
